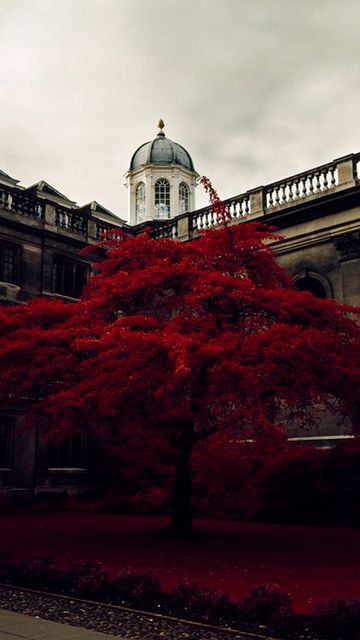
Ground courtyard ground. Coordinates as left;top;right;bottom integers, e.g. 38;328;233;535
0;513;359;613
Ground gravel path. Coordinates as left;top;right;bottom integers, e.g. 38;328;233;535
0;585;276;640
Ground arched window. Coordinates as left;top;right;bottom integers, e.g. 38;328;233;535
179;182;189;214
155;179;170;219
294;275;328;299
136;182;146;223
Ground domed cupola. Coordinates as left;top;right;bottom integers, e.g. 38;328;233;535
125;120;198;225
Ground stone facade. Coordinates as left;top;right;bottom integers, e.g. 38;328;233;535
1;151;360;499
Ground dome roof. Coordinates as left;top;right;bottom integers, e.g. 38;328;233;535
129;123;195;172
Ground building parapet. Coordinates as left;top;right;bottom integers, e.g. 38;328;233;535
1;152;360;244
146;152;360;242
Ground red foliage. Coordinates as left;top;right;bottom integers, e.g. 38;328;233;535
1;182;360;533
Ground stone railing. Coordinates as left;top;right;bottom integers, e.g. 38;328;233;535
95;219;121;240
151;152;360;241
0;187;45;220
189;192;251;236
1;152;359;245
265;161;337;209
55;207;87;234
151;219;179;240
0;184;103;242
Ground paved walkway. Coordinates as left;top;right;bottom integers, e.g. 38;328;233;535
0;609;123;639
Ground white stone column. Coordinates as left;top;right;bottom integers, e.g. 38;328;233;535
145;173;153;220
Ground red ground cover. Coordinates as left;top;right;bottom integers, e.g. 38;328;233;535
0;513;359;612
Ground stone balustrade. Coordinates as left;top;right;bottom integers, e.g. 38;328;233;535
151;218;179;240
0;187;44;220
157;152;360;241
1;152;359;245
55;207;87;234
95;219;120;240
265;162;337;209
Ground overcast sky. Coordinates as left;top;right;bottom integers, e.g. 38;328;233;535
1;0;360;220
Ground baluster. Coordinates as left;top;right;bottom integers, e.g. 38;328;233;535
356;161;360;181
329;166;336;187
286;182;293;202
314;172;321;192
320;169;328;190
273;187;280;206
294;179;300;199
301;177;306;196
308;174;314;194
278;184;284;204
6;193;13;211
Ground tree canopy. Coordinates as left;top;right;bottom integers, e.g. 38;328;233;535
1;188;360;534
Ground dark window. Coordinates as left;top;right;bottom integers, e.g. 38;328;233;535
0;417;14;467
295;276;327;299
48;433;83;468
52;258;87;298
0;244;19;284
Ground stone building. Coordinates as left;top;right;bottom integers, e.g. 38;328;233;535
1;124;360;499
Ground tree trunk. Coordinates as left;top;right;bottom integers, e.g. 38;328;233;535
169;446;193;537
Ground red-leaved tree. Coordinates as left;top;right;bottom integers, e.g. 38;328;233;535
1;179;360;535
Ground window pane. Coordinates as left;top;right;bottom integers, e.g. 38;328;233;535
52;259;87;298
155;179;170;219
0;245;18;284
179;182;189;214
48;433;83;467
136;182;146;223
74;265;87;298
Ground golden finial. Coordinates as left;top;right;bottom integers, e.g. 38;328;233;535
158;118;165;131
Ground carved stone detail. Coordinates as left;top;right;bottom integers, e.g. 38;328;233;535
334;232;360;260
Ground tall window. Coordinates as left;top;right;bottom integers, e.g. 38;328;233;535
179;182;189;214
155;179;170;219
0;417;14;467
52;258;87;298
48;433;84;468
136;182;146;223
0;244;19;284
